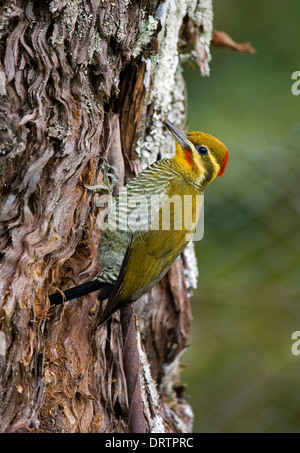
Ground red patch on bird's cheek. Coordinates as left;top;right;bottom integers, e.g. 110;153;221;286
184;148;194;165
218;148;229;177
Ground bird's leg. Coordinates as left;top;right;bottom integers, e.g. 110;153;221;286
83;156;119;194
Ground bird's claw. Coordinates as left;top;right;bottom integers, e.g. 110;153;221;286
83;156;119;194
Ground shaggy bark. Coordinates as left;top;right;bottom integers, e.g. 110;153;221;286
0;0;212;433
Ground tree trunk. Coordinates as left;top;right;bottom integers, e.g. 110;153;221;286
0;0;212;433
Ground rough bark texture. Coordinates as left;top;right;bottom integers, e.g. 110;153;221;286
0;0;213;433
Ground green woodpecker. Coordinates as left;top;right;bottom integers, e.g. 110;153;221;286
49;121;228;326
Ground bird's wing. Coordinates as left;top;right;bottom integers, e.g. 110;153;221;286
118;177;201;303
120;227;189;303
97;227;187;327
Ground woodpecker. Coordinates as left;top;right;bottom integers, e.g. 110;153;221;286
49;121;228;326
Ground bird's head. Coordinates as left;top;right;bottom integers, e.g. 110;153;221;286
164;121;229;190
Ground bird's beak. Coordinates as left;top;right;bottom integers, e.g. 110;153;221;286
164;121;191;149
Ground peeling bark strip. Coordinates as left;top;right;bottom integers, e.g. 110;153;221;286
121;306;146;433
212;29;256;53
0;1;212;432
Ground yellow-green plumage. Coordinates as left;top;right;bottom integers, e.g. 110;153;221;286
96;122;228;326
118;169;201;302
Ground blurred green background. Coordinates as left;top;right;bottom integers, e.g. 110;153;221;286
182;0;300;432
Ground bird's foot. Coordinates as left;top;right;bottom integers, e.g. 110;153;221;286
83;156;119;195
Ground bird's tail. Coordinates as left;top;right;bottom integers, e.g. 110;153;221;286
97;275;124;327
97;301;123;327
48;280;112;305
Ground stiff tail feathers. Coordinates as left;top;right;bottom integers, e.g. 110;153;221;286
48;280;112;305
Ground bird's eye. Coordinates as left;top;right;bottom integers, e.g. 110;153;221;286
195;145;208;155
